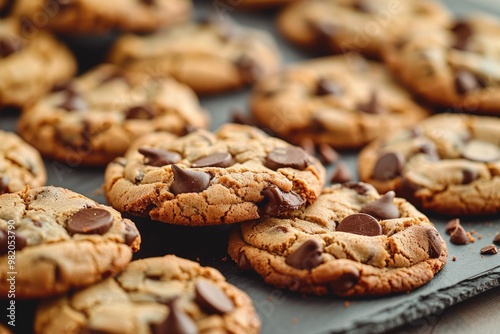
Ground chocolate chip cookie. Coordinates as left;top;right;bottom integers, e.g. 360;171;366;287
0;186;141;299
34;255;260;334
11;0;192;34
104;124;326;226
250;55;429;149
0;130;46;195
0;18;76;108
277;0;450;58
229;182;447;296
17;64;209;166
384;15;500;116
108;18;281;94
358;113;500;216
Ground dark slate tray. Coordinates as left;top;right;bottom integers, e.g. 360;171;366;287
1;1;500;333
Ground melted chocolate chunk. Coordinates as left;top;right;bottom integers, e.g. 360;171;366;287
360;191;400;220
235;55;262;83
462;169;477;184
480;245;498;255
125;104;156;120
330;162;352;184
450;225;469;245
450;21;473;50
342;182;374;195
0;228;27;254
286;239;323;270
299;137;316;156
445;218;460;235
122;220;139;246
265;147;309;171
153;301;198;334
170;165;211;195
66;208;113;236
372;152;405;181
237;252;253;271
191;153;233;168
318;144;339;165
315;78;342;96
455;69;483;95
58;87;88;111
0;37;25;58
139;147;181;167
331;267;360;291
195;279;234;314
0;177;10;194
352;0;373;13
337;213;383;236
260;185;305;216
426;229;443;258
358;90;387;114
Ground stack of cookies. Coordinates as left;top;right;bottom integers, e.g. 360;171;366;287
0;0;499;333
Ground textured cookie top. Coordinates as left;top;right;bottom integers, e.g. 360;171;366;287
0;18;76;107
105;124;326;226
35;255;260;334
11;0;192;34
108;18;281;94
359;113;500;216
18;64;209;166
229;182;447;296
250;56;429;148
277;0;450;58
0;186;141;298
384;15;500;115
0;130;46;194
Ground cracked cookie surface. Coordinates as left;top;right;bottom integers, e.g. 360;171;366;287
228;182;447;296
108;18;281;94
11;0;192;34
104;124;326;226
0;18;76;108
359;113;500;216
250;56;429;149
384;14;500;116
0;186;141;299
0;130;46;195
17;64;209;166
34;255;260;334
277;0;450;58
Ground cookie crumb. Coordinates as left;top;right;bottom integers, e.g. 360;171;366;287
452;256;456;261
343;301;351;308
291;317;298;325
493;233;500;245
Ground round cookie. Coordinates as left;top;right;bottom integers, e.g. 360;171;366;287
0;186;141;299
108;18;281;94
250;55;429;149
277;0;450;58
34;255;260;334
18;64;209;166
358;113;500;216
0;18;76;108
11;0;192;34
384;14;500;116
229;182;447;296
0;130;46;195
104;124;326;226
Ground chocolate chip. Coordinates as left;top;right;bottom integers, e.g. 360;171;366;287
480;245;498;255
125;104;156;120
265;147;309;171
139;147;181;167
493;234;500;245
372;152;405;181
153;301;198;334
450;21;473;50
315;78;342;96
360;191;400;220
462;169;477;184
0;37;25;58
318;144;339;165
455;69;482;95
0;228;27;254
237;252;253;271
235;55;262;84
331;267;360;291
358;90;386;114
195;279;234;315
337;213;383;236
352;0;372;13
426;229;443;258
461;140;500;162
418;142;439;161
0;230;6;255
330;162;352;184
285;239;323;270
58;87;88;111
260;185;305;216
450;225;469;245
445;218;460;235
0;177;10;194
191;153;233;168
309;20;337;42
299;137;316;156
66;208;113;236
122;221;139;246
342;182;374;195
170;165;211;195
140;0;154;5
